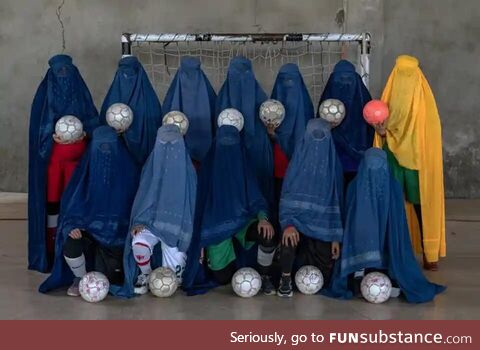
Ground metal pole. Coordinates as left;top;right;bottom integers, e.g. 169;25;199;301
122;33;132;57
126;32;367;43
359;32;371;89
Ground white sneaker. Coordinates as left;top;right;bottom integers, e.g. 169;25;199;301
390;287;401;298
134;274;149;295
67;277;81;297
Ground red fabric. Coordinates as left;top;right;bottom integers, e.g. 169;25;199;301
192;159;201;172
47;139;87;202
273;142;289;179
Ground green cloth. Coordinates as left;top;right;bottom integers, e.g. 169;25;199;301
383;143;420;205
207;211;267;271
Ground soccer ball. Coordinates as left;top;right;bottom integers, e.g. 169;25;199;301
79;271;110;303
149;267;178;298
162;111;189;135
217;108;244;132
318;99;346;125
360;272;392;304
106;103;134;132
259;99;285;128
295;265;324;295
363;99;389;125
54;115;84;143
231;267;262;298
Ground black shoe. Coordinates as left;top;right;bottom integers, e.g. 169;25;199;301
277;275;293;297
261;275;276;296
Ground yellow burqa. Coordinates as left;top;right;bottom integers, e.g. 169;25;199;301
374;55;445;262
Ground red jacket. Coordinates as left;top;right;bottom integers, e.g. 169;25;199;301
273;141;289;179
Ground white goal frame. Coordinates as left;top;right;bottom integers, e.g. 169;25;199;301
121;32;371;104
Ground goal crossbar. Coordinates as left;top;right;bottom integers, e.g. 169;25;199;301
121;32;371;104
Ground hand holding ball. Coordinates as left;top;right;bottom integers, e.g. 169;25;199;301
259;99;285;129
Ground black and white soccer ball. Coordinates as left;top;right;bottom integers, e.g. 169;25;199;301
79;271;109;303
231;267;262;298
217;108;244;132
55;115;84;143
318;99;346;125
360;272;392;304
162;111;189;135
106;103;134;132
295;265;324;295
149;267;178;298
259;99;285;128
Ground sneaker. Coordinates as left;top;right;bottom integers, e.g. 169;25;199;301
67;277;81;297
134;274;149;295
277;275;293;297
261;275;276;296
390;287;401;298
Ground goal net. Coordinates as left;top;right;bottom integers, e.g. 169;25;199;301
122;33;370;107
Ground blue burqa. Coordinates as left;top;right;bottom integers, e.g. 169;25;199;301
325;148;445;303
280;119;344;242
216;56;273;210
111;124;197;298
271;63;314;159
318;60;374;172
28;54;99;272
39;126;140;293
182;125;268;295
163;56;216;162
100;56;162;164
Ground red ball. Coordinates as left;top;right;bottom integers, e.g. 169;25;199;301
363;100;389;125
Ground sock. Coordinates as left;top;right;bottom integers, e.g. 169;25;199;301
133;242;152;275
64;254;86;278
257;245;275;275
46;202;59;256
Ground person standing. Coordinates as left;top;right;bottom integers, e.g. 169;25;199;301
373;55;445;270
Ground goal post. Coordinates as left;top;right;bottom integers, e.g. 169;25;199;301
121;32;371;107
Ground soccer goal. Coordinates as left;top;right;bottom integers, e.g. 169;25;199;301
121;33;371;107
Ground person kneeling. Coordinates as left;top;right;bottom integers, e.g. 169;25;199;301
183;124;276;295
326;148;445;303
39;126;140;296
114;124;197;297
206;213;276;294
277;119;344;297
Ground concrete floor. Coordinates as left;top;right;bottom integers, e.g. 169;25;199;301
0;196;479;320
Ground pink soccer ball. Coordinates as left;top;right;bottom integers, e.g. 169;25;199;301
363;100;389;125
